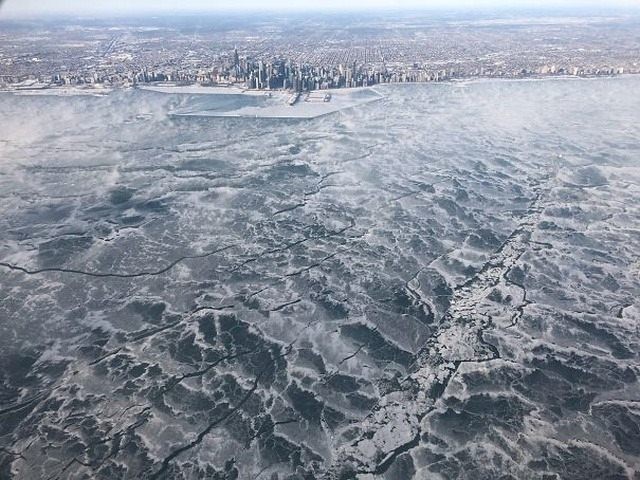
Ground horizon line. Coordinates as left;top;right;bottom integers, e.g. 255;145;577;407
2;4;640;21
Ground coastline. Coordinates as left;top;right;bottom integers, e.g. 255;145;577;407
0;86;113;96
0;73;635;99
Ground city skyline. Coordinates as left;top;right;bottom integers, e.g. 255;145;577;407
1;9;637;94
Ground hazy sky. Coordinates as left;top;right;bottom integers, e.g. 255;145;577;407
1;0;639;16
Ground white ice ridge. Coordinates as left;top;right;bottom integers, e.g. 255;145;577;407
326;186;547;477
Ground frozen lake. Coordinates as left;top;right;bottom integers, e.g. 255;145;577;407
1;76;639;479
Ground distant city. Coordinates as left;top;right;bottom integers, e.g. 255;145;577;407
0;11;639;92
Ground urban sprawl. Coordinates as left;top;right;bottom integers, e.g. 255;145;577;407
1;12;639;92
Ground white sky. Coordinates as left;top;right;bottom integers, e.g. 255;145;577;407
1;0;639;17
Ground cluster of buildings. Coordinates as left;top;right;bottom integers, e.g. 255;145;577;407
0;13;638;93
1;54;629;94
215;51;629;91
1;52;633;94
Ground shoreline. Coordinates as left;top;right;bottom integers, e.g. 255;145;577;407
0;73;635;98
